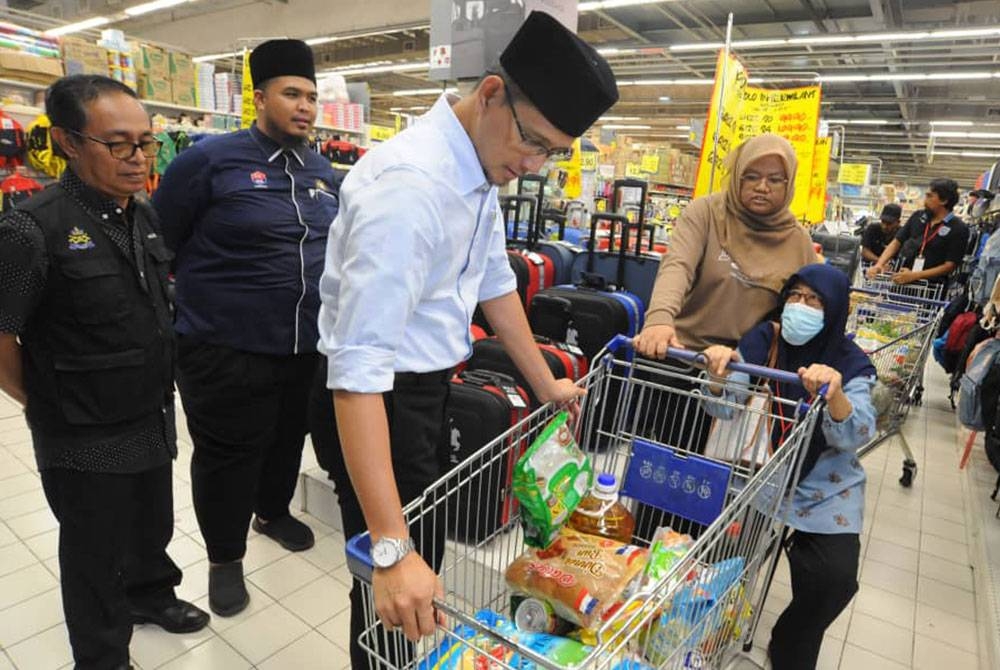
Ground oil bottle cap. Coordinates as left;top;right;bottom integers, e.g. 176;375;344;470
595;473;618;495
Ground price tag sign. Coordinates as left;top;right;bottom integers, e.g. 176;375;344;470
580;151;598;171
641;154;660;173
625;163;644;179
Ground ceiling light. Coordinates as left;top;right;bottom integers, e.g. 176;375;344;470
676;125;691;130
327;62;428;76
602;124;652;130
633;78;714;86
600;116;641;121
193;50;240;62
597;47;639;56
930;120;975;126
659;96;672;102
392;87;457;96
579;0;664;10
124;0;191;17
817;71;997;83
932;131;1000;139
44;16;111;36
668;25;1000;52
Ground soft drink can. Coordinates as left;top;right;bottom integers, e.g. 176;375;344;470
515;598;558;634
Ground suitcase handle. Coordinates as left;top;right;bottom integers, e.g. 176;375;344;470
613;178;652;256
540;209;567;241
458;369;518;389
499;195;537;246
588;212;631;290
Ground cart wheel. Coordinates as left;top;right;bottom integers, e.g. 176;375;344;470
912;386;923;406
899;459;917;487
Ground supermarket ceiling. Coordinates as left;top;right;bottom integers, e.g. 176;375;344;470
11;0;1000;186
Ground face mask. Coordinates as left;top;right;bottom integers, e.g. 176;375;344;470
781;302;824;346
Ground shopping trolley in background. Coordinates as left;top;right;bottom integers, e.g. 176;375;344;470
847;287;946;487
346;337;825;670
855;271;945;303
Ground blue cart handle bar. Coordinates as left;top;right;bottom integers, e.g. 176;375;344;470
606;335;830;396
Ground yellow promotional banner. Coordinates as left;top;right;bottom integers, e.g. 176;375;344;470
695;49;822;220
625;162;644;179
368;124;396;142
694;50;748;198
555;138;583;199
641;154;660;173
806;136;832;224
240;49;255;129
838;163;870;186
580;151;598;172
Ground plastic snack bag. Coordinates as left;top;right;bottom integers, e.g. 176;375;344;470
643;527;694;587
513;411;593;548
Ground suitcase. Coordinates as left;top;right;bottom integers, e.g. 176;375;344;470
443;370;530;543
465;335;588;407
534;210;583;287
811;231;862;279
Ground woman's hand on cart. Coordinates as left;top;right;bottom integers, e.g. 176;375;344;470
891;269;920;285
539;377;586;423
797;365;852;421
632;324;684;359
374;552;445;641
702;345;739;395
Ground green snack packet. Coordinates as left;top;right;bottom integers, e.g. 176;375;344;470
513;412;593;548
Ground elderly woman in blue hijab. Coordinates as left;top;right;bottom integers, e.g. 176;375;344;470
701;263;877;670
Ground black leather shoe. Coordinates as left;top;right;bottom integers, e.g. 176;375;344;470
252;514;315;552
209;561;250;617
131;600;210;633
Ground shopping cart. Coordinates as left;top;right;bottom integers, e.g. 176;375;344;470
346;337;825;670
855;271;945;303
847;287;946;487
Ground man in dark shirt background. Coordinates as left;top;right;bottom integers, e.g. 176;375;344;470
867;178;969;291
0;75;207;670
152;39;339;617
861;203;902;263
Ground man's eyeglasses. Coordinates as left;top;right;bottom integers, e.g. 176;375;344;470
786;289;823;308
740;173;789;188
67;129;161;161
503;86;574;162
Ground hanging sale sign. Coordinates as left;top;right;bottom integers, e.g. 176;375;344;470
806;136;832;224
240;49;255;129
694;49;822;220
837;163;871;186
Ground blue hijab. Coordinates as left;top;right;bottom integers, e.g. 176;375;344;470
738;263;876;477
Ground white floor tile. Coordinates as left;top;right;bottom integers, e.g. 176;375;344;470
852;585;915;630
0;489;49;521
916;576;976;621
917;532;966;563
218;603;309;665
0;472;40;500
912;635;979;670
167;534;206;569
280;575;351;627
5;624;73;670
0;650;13;670
815;635;843;670
315;607;351;655
864;538;920;573
0;587;63;647
23;529;58;562
300;532;347;574
0;563;58;610
241;535;288;575
175;559;210;604
129;624;215;669
173;506;201;537
0;521;16;548
157;636;252;670
839;642;910;670
920;515;967;543
859;558;918;599
258;630;343;669
922;500;965;524
0;542;40;578
872;502;922;531
845;611;914;666
247;554;323;602
6;506;58;540
914;602;978;654
870;520;921;550
917;552;974;592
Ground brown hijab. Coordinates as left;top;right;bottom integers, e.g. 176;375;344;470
708;133;816;292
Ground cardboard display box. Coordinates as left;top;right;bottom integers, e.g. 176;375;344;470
138;74;172;103
61;37;108;77
171;79;196;107
0;50;63;84
140;45;169;79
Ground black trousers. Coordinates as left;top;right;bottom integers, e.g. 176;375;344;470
40;463;182;670
308;362;451;670
176;338;320;563
770;531;860;670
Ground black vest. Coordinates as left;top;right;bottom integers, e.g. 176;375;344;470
19;184;175;443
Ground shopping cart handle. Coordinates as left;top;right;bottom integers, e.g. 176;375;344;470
608;335;816;390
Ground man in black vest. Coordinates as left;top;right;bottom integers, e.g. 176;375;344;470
0;75;208;670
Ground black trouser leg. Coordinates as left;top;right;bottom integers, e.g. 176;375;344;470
308;364;450;670
122;464;183;610
256;354;319;521
178;340;280;563
42;466;181;670
769;531;860;670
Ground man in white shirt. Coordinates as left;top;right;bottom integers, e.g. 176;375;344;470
313;11;618;666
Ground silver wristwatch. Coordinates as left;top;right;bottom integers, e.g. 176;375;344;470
370;536;415;569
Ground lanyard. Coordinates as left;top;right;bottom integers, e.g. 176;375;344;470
918;211;953;257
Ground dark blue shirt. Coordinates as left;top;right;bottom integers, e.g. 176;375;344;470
153;124;339;355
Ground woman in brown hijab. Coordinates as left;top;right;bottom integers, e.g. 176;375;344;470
633;133;816;357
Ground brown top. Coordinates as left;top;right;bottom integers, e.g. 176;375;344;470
645;193;816;349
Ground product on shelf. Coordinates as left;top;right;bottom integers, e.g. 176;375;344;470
567;472;636;543
643;526;694;586
504;527;648;629
512;411;593;548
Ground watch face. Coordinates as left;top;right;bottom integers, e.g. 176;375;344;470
372;540;397;568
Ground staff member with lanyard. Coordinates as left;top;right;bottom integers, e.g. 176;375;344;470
154;40;339;617
313;11;615;667
867;178;969;291
0;75;208;670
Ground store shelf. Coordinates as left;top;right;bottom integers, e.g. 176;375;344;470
0;77;47;92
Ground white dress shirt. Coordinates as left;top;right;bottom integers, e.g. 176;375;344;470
318;94;517;393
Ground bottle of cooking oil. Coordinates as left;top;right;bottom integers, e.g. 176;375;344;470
568;473;635;543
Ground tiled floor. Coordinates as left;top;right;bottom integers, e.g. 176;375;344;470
0;358;993;669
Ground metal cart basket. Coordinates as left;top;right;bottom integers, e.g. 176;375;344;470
347;338;826;670
847;287;946;486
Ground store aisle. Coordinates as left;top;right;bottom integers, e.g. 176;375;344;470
0;360;993;669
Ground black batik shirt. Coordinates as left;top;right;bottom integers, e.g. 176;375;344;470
0;170;175;473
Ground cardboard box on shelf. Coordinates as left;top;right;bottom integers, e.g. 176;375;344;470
0;50;63;84
171;79;196;107
139;45;169;79
138;74;172;103
61;37;107;76
169;52;194;79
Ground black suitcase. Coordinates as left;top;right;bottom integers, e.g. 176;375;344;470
465;336;587;407
443;371;530;544
811;231;862;279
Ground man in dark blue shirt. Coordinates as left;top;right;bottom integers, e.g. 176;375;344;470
153;39;339;617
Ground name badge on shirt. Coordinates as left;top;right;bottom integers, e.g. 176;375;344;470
913;256;926;272
938;226;951;237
